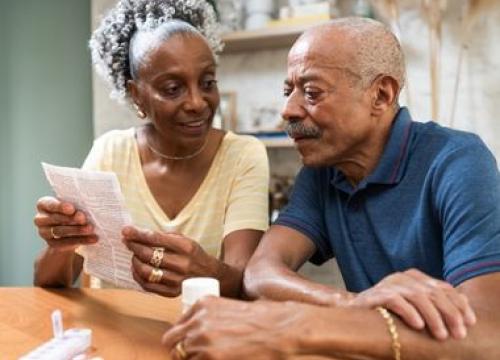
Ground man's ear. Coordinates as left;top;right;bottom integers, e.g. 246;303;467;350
370;75;400;116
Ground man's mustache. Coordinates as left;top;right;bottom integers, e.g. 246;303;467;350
285;121;322;139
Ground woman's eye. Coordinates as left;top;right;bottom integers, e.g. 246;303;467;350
162;85;181;96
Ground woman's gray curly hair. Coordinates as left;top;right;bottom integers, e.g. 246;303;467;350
90;0;223;102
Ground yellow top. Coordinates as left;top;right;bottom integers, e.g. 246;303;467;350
82;128;269;286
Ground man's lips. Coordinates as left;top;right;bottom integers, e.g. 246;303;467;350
291;135;315;141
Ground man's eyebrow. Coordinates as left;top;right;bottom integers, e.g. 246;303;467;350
284;74;324;87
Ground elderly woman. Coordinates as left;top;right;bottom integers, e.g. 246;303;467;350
33;0;269;298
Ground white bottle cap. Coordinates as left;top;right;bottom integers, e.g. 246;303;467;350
181;277;220;313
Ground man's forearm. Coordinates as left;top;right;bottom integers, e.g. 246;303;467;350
293;305;495;360
33;247;81;287
244;260;352;306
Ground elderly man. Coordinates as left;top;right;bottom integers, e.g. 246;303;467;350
162;18;500;359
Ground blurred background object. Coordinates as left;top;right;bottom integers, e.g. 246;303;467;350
244;0;276;30
217;0;244;32
269;175;295;222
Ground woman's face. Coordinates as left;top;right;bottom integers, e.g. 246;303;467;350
130;34;220;144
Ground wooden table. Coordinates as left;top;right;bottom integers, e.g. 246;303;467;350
0;288;180;359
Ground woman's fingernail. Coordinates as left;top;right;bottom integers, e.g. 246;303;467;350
62;204;73;213
76;213;85;223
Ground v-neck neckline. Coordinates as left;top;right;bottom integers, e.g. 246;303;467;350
132;129;228;223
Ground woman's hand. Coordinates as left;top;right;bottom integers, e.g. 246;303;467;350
34;196;98;252
122;226;220;297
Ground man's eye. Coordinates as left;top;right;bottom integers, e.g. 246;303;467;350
304;89;321;101
202;79;218;90
283;88;292;97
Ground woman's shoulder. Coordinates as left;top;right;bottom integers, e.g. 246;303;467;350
215;132;268;173
92;127;136;152
94;127;136;145
221;131;266;155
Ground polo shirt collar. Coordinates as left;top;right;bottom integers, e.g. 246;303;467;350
331;107;413;192
366;107;413;185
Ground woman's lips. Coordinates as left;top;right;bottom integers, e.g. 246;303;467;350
182;120;205;127
177;119;208;135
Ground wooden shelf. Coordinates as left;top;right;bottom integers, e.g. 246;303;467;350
222;23;323;53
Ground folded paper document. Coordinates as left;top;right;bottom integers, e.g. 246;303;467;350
42;163;141;290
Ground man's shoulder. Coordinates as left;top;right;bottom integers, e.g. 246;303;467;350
411;121;485;155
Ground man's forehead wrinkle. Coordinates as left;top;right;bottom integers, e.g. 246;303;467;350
288;54;361;84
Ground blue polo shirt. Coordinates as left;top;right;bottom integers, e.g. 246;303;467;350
275;107;500;292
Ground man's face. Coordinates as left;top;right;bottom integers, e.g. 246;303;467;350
282;38;376;168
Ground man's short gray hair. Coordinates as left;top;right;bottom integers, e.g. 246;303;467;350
89;0;222;102
325;17;406;91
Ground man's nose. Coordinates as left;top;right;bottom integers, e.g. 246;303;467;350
281;90;306;123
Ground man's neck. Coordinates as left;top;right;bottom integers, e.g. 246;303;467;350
338;111;396;187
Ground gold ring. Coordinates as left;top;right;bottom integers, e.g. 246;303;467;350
149;247;165;268
148;268;163;284
51;227;61;239
175;341;187;359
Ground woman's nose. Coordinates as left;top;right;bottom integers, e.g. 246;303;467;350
184;88;206;113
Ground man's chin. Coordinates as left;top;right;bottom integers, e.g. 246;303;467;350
300;154;325;167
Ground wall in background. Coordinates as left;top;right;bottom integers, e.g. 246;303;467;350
0;2;12;282
0;0;93;285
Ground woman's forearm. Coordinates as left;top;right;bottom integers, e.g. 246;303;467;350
33;247;82;287
213;260;245;298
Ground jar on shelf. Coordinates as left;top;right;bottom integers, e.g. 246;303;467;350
217;0;244;33
244;0;275;30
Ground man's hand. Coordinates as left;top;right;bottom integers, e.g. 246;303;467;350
345;268;476;340
162;297;309;360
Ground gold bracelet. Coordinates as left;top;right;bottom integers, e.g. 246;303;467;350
376;306;402;360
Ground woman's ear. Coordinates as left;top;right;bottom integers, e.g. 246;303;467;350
127;79;141;105
370;75;400;116
127;80;147;119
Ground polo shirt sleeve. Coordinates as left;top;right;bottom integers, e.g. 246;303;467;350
274;167;332;265
434;136;500;286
